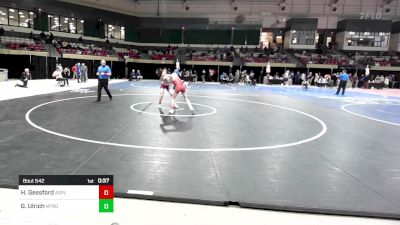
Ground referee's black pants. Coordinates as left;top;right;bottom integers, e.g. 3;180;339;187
336;80;347;95
97;79;112;101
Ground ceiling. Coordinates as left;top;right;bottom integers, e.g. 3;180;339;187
60;0;400;26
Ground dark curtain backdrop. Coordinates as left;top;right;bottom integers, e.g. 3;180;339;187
0;55;31;79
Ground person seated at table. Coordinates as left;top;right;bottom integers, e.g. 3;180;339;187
129;69;136;81
302;73;313;90
228;73;235;84
384;76;390;88
52;68;69;86
220;72;229;84
136;70;143;81
15;68;30;88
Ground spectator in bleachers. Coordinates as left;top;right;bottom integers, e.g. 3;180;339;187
40;31;45;40
15;68;30;88
0;27;4;36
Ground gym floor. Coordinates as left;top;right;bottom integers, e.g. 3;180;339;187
1;79;400;219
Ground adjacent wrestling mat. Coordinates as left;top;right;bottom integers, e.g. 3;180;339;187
1;80;400;219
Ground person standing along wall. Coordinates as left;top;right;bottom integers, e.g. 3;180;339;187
77;63;82;83
71;64;77;80
95;60;112;102
81;63;88;83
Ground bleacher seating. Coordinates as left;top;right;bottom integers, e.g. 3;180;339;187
114;47;141;59
354;53;400;67
149;48;177;60
293;50;350;66
187;52;232;62
1;36;45;51
242;52;290;63
56;41;111;56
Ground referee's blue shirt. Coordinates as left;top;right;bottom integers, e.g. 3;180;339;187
338;73;349;81
97;65;111;79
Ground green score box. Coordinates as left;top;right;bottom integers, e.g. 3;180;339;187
99;199;114;213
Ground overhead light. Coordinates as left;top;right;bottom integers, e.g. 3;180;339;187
29;12;34;15
19;12;23;15
20;15;25;18
9;16;14;18
9;9;15;12
80;20;84;23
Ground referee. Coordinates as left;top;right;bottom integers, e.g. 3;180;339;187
95;60;113;102
336;70;350;95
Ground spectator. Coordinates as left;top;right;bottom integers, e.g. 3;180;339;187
49;32;54;42
71;63;77;80
201;69;206;83
81;63;88;82
40;31;45;39
15;68;30;88
63;67;71;79
77;62;82;83
351;73;358;88
384;76;390;88
0;27;4;36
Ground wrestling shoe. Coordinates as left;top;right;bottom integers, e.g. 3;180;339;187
169;109;175;114
157;104;162;109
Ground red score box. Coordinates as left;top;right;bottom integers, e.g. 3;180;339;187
99;185;114;199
